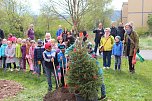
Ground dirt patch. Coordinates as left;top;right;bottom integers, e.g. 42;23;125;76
43;87;76;101
0;80;23;100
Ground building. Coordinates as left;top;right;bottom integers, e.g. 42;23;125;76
121;0;152;28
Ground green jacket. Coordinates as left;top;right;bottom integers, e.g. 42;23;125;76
124;31;139;56
16;43;22;58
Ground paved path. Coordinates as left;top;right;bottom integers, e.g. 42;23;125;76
139;50;152;60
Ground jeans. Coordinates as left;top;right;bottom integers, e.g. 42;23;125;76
36;60;45;75
94;42;100;54
128;56;134;72
101;76;106;96
2;56;6;69
115;56;121;70
103;51;112;67
45;63;59;91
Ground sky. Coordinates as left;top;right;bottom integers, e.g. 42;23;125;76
29;0;128;14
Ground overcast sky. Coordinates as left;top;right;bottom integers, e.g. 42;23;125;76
30;0;128;14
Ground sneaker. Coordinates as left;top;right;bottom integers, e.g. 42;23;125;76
107;67;110;69
103;67;106;69
98;95;106;100
15;68;20;71
10;68;13;71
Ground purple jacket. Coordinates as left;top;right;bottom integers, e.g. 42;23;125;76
28;29;35;40
21;45;26;58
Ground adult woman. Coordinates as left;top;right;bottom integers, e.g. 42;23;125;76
124;23;139;73
27;24;35;40
100;28;114;69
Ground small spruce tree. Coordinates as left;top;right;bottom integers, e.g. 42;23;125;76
67;38;100;100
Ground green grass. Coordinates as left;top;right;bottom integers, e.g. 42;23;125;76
0;59;152;101
139;37;152;50
0;70;49;101
98;58;152;101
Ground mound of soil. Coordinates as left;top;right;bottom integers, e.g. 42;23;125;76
0;80;23;100
44;87;76;101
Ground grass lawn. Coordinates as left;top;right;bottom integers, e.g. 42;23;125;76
0;58;152;101
139;37;152;50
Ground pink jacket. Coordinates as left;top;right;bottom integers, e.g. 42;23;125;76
29;46;35;59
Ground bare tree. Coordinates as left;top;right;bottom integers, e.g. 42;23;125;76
51;0;89;35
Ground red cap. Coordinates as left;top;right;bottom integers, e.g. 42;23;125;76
45;42;52;49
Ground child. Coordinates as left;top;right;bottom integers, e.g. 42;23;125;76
51;39;58;50
44;33;51;45
34;39;45;76
15;38;22;71
43;42;58;91
112;36;123;70
57;44;66;87
26;38;31;72
29;40;35;72
21;39;27;71
57;36;63;47
0;39;8;69
66;31;75;48
5;41;16;71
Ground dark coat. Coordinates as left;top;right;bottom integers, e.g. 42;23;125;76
117;26;125;41
21;45;26;58
110;27;117;38
28;29;35;40
93;28;104;43
0;29;4;39
62;31;67;42
124;31;139;56
34;46;45;62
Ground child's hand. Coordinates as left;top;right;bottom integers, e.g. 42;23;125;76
60;56;62;60
51;58;54;62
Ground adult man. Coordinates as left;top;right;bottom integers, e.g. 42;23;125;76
93;23;104;55
110;23;117;38
117;22;125;41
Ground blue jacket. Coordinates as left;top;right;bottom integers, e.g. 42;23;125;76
56;29;63;37
0;44;7;57
112;41;123;56
57;51;66;68
34;46;45;62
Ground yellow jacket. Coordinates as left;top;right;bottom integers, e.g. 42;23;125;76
100;36;114;51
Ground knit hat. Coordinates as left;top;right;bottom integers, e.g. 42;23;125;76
37;39;43;44
115;36;121;41
45;42;52;50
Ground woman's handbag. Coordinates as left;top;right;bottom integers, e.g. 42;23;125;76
99;36;111;52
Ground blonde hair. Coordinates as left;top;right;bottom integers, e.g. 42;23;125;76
104;28;111;32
